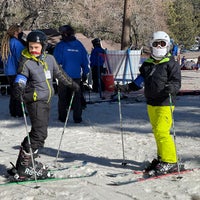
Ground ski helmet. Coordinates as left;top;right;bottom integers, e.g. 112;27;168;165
26;30;47;52
150;31;170;60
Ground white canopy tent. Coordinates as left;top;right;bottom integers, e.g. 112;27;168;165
104;49;141;84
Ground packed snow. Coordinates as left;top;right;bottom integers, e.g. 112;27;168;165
0;70;199;200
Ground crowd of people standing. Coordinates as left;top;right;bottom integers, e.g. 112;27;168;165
0;24;108;180
0;23;199;181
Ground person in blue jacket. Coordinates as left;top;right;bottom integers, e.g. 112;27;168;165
90;38;106;92
54;25;90;123
1;24;25;117
170;39;180;63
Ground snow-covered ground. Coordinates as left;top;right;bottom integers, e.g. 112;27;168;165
0;70;199;200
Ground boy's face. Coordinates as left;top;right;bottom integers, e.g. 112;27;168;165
28;42;42;56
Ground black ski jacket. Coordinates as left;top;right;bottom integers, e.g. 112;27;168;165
139;54;181;106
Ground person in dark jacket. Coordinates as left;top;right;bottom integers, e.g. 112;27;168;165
7;30;79;180
118;31;181;176
1;24;25;117
90;38;106;92
53;25;89;123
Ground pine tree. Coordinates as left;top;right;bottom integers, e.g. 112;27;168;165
166;0;197;48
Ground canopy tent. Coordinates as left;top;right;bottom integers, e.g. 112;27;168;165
104;49;141;84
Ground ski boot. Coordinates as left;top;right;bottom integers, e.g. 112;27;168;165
144;158;160;173
147;161;185;177
7;147;52;181
155;162;185;175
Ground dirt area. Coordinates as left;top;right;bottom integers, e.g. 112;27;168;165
181;70;200;91
181;51;200;60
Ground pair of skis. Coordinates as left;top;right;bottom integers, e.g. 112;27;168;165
1;161;97;186
2;171;97;186
106;167;199;186
3;162;199;187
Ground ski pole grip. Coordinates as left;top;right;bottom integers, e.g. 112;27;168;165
20;95;23;102
116;81;120;92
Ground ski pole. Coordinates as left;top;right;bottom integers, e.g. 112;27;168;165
169;93;182;179
20;96;40;189
55;91;75;165
88;82;91;103
117;83;127;166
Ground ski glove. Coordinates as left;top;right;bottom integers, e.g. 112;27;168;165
115;84;130;93
128;81;142;91
14;83;25;101
72;81;80;92
14;74;27;101
116;74;144;93
116;82;141;93
164;84;175;94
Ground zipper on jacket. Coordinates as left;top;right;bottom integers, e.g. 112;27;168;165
42;61;52;103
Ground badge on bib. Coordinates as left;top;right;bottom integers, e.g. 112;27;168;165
45;70;51;79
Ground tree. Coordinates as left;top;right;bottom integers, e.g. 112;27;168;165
129;0;167;51
0;0;198;52
191;0;200;45
166;0;196;48
121;0;132;50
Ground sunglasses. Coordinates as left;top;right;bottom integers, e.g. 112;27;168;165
152;41;167;47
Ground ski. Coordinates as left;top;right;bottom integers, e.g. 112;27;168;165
107;168;199;186
48;160;88;171
0;170;97;186
1;160;96;186
106;170;143;177
7;160;88;175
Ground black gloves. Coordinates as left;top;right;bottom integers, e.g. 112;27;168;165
116;82;141;93
13;83;24;101
82;74;87;83
115;84;129;93
164;84;174;94
72;81;80;92
128;82;142;91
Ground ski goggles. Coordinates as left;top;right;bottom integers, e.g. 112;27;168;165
152;40;167;47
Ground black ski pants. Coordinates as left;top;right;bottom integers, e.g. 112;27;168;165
21;101;50;153
58;79;82;123
91;66;105;92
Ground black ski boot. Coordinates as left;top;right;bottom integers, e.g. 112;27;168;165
147;161;185;177
154;162;182;175
144;158;160;173
8;147;52;181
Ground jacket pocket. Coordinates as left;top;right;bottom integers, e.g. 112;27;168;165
24;87;36;103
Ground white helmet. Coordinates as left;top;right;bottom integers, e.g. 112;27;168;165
150;31;170;60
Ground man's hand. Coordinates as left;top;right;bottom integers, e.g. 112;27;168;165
14;83;24;101
115;84;129;93
165;84;174;94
